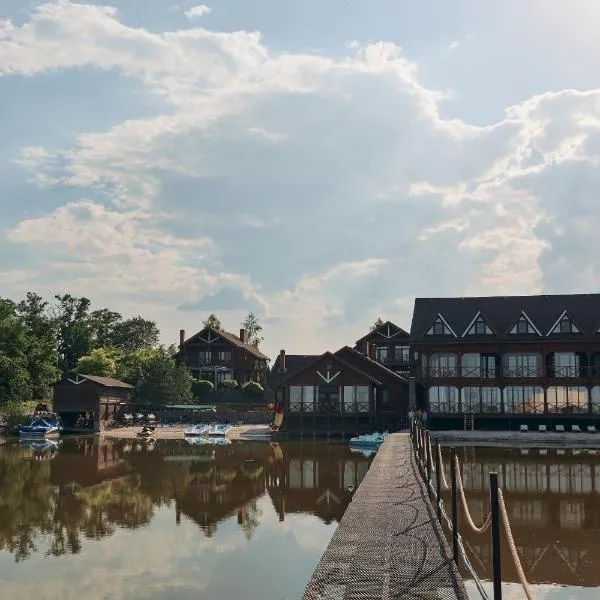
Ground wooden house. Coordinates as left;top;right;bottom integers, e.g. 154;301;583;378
53;374;133;432
268;345;410;435
354;320;411;376
410;293;600;429
175;327;269;387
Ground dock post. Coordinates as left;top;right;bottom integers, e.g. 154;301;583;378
450;446;459;565
489;472;502;600
435;441;442;522
425;431;432;496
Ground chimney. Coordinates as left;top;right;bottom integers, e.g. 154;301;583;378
279;349;286;372
179;329;185;347
239;328;247;343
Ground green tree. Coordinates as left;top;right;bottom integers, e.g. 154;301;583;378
134;348;192;404
241;312;263;348
89;309;122;348
76;348;117;377
370;317;384;331
53;295;93;374
203;313;222;330
109;316;159;352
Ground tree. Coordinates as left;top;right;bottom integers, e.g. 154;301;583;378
89;309;122;348
370;318;384;331
75;349;117;377
109;317;159;352
53;295;93;374
134;348;192;405
203;313;222;330
241;312;263;348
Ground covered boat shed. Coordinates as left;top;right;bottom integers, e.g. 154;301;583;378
53;374;133;432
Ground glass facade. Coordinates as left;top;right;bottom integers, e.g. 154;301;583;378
289;385;370;413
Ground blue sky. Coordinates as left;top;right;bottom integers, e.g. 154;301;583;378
2;1;600;359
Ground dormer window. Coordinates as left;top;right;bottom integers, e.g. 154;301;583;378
509;312;540;335
549;311;580;335
463;313;493;336
426;314;456;336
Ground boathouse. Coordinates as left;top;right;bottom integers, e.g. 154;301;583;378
269;346;410;435
53;374;133;432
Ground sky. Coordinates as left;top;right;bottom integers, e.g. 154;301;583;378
2;1;600;360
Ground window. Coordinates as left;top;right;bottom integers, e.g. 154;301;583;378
394;345;410;363
343;386;370;413
592;387;600;414
428;386;459;413
481;387;501;413
547;386;588;414
426;315;455;336
464;315;493;336
288;386;315;412
217;350;231;361
504;386;544;413
549;352;580;377
375;345;388;361
549;312;581;335
504;354;541;377
461;387;481;412
509;313;539;335
317;385;341;413
461;354;497;378
428;354;458;377
199;351;211;364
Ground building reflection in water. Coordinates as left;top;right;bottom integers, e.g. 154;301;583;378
441;446;600;588
0;437;372;562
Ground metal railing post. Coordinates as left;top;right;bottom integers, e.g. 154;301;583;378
450;447;459;564
490;472;502;600
435;441;442;522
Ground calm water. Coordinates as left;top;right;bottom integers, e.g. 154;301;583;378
0;437;372;600
442;446;600;599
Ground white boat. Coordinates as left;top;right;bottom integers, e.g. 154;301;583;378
207;423;232;437
19;418;61;438
185;436;231;447
184;424;209;437
349;431;389;449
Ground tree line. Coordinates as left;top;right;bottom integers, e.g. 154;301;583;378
0;293;266;410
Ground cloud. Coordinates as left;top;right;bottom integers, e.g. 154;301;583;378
3;2;600;358
184;5;211;20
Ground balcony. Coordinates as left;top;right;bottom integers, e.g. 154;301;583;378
184;357;233;369
377;355;410;368
419;364;600;380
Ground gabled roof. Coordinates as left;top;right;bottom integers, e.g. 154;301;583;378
64;374;133;389
268;353;320;388
355;321;409;346
180;326;269;360
273;351;382;387
410;294;600;339
334;346;408;383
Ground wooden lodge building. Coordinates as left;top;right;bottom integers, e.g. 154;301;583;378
268;344;410;435
53;374;133;432
175;326;269;387
411;294;600;429
354;320;411;376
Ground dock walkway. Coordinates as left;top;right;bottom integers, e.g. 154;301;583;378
303;433;467;600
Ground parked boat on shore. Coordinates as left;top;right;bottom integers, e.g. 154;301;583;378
207;424;231;437
19;417;62;438
184;424;209;437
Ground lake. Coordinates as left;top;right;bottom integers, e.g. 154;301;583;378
0;436;372;600
441;445;600;599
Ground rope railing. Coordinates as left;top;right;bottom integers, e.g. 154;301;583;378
410;423;534;600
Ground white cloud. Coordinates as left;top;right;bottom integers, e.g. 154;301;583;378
184;5;211;20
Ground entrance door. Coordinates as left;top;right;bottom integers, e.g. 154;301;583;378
318;385;340;413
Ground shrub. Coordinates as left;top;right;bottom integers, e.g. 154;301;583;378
0;401;34;432
192;380;215;398
221;379;238;390
242;381;264;395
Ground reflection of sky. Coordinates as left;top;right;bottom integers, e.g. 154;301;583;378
465;581;598;600
0;497;336;600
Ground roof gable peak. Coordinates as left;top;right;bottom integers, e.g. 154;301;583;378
461;311;495;337
547;309;582;336
424;313;457;337
508;310;541;336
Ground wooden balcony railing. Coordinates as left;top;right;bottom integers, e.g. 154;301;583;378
184;358;233;368
420;365;600;379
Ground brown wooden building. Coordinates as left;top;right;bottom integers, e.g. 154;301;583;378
354;320;411;376
175;326;269;387
269;345;410;434
53;374;133;432
410;294;600;428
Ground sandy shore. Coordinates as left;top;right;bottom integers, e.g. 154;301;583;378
100;423;273;441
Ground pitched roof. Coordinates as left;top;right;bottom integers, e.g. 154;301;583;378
272;351;383;387
410;294;600;339
355;321;410;346
334;346;408;383
72;374;133;388
268;353;319;388
181;326;270;360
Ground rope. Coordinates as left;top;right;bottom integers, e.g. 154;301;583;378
454;455;492;534
437;445;450;489
498;488;535;600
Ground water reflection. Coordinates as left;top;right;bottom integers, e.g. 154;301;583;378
0;437;371;565
442;446;600;589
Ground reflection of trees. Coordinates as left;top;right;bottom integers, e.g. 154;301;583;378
237;501;262;540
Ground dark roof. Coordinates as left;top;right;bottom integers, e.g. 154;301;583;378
70;374;133;388
410;294;600;339
334;346;408;383
269;353;319;388
181;326;270;360
272;351;383;388
355;321;409;346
